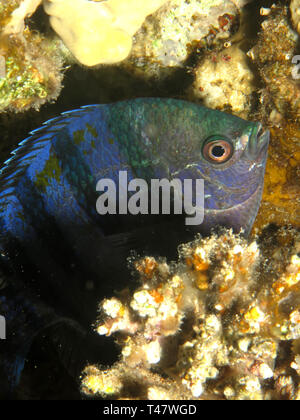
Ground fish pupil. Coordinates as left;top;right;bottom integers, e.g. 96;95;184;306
211;145;225;157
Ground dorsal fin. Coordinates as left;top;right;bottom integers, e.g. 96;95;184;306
0;105;102;197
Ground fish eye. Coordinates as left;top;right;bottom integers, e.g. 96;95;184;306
202;138;233;163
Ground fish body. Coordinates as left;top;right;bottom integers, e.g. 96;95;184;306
0;98;269;395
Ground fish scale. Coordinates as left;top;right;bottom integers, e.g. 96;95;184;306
0;98;269;396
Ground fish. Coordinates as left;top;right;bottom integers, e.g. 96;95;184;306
0;98;269;397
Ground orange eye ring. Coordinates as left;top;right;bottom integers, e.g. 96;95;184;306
202;139;233;163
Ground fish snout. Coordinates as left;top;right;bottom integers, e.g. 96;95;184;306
247;123;269;161
257;126;270;162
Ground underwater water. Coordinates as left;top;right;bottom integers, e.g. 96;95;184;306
0;0;299;400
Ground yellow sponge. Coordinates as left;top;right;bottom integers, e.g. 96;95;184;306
43;0;168;66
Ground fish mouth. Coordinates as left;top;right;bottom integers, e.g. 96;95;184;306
202;182;263;236
247;123;270;161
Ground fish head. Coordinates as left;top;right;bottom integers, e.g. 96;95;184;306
176;108;269;235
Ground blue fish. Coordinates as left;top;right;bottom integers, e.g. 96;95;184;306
0;98;269;397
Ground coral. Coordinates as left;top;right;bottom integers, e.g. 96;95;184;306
0;0;64;112
43;0;168;66
81;228;300;400
190;45;255;117
125;0;240;77
290;0;300;34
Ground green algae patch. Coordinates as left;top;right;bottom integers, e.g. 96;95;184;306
73;129;85;145
86;123;98;138
35;155;62;192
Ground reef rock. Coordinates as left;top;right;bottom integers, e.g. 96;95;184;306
190;45;255;117
0;0;64;112
126;0;241;76
253;122;300;232
247;6;300;121
248;5;300;232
